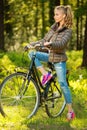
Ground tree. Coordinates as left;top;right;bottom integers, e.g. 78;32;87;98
63;0;69;5
49;0;60;25
82;14;87;67
0;0;4;50
34;0;39;37
3;0;87;53
75;1;87;67
41;0;45;37
79;0;84;50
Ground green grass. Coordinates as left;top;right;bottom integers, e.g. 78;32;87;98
0;50;87;130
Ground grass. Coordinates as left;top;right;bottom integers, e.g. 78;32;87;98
0;50;87;130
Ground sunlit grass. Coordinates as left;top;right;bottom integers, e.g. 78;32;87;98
71;118;87;129
0;50;87;130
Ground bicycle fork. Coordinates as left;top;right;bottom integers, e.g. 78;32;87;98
18;74;32;99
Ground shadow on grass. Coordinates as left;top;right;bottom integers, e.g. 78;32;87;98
28;124;74;130
26;97;87;130
26;107;76;130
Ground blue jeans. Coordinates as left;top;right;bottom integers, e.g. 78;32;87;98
29;51;49;67
29;51;72;104
54;62;72;104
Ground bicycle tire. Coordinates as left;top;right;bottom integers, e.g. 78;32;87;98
45;74;66;118
0;72;40;119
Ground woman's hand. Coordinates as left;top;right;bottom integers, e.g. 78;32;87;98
24;44;34;51
44;42;52;46
34;44;40;47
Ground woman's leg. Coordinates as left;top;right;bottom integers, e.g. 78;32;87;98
29;51;52;85
54;62;75;117
29;51;49;75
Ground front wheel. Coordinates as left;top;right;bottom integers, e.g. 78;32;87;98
0;72;40;119
45;74;66;118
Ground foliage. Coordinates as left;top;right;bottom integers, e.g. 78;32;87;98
4;0;50;51
0;50;87;129
74;2;87;17
0;0;86;68
0;51;29;83
2;0;87;51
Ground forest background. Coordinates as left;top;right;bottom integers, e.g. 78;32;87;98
0;0;87;68
0;0;87;130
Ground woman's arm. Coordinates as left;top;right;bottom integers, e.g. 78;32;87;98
51;29;72;49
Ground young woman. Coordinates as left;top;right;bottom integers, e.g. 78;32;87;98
25;5;75;120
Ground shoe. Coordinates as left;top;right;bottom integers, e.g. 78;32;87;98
67;111;75;121
42;72;52;85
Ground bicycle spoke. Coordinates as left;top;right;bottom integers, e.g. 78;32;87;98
0;72;40;119
45;75;66;118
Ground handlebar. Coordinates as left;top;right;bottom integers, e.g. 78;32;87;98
24;45;50;53
36;46;50;53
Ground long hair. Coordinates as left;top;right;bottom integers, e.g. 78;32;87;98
54;5;73;28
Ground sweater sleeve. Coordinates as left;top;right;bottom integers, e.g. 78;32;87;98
30;23;56;46
30;39;45;46
29;29;53;46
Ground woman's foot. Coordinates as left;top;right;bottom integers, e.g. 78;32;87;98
67;111;75;121
42;72;52;85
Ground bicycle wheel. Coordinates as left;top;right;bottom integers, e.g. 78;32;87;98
0;72;40;119
45;74;66;118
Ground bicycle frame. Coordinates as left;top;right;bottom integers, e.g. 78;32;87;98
26;52;66;99
27;53;45;91
0;49;68;119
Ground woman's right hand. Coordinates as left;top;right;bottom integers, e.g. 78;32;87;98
24;45;33;51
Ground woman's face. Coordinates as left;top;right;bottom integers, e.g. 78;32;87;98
54;9;65;23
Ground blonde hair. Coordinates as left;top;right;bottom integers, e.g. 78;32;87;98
54;5;73;28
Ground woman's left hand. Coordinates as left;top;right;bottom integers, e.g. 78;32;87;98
44;42;51;46
34;44;40;47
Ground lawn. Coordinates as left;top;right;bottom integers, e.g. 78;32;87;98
0;50;87;130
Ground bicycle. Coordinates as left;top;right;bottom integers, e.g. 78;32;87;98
0;46;68;119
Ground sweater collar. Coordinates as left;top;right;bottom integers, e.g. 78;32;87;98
51;23;67;33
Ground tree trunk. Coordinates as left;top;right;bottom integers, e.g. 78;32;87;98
63;0;69;5
79;0;84;50
41;1;45;38
79;16;83;50
76;0;80;50
0;0;4;50
34;0;39;37
49;0;60;25
76;17;80;50
81;14;87;67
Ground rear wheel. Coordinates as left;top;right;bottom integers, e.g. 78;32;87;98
45;74;66;118
0;72;40;119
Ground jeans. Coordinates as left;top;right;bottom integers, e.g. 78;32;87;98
29;51;72;104
54;62;72;104
29;51;49;67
